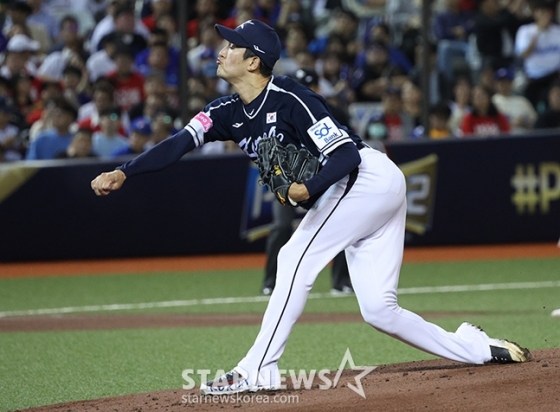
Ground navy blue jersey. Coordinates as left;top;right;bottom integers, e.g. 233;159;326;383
117;76;363;199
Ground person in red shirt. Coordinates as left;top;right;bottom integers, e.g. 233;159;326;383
460;84;510;137
106;47;145;112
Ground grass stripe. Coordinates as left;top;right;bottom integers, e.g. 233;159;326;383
1;280;560;318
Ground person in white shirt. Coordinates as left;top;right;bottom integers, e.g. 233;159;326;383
491;67;537;134
514;0;560;109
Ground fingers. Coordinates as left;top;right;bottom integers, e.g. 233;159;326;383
91;173;115;196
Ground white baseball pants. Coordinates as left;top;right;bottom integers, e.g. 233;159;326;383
237;147;491;386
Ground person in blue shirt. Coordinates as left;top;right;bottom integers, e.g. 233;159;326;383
111;119;152;157
26;96;77;160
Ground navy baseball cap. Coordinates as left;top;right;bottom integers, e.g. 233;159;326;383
215;20;281;70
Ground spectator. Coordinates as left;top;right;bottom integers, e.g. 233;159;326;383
186;0;223;39
135;27;180;77
534;81;560;129
187;19;225;76
106;47;145;112
86;33;119;83
409;41;448;103
49;15;84;57
460;84;510;137
54;126;96;158
127;72;175;121
61;64;90;108
89;0;149;54
3;1;51;57
401;79;424;138
365;86;412;141
385;0;422;46
129;93;166;130
318;51;355;108
448;75;472;135
99;4;148;57
434;0;476;85
135;41;178;92
148;111;174;147
77;78;114;127
141;0;174;31
473;0;526;72
309;8;360;62
362;22;413;74
25;0;60;42
514;0;560;110
26;80;63;126
11;72;36;119
1;34;41;79
0;97;24;161
91;106;128;157
111;118;152;157
491;66;536;133
353;40;407;102
25;96;77;160
274;23;309;76
28;96;55;142
155;12;181;50
428;101;454;139
36;38;88;83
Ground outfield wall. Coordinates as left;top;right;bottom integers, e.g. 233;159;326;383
0;133;558;262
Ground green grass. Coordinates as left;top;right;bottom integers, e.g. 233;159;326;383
1;257;559;411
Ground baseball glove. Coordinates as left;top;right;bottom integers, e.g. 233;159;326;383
257;137;321;207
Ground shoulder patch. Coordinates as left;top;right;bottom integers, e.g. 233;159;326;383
307;116;344;150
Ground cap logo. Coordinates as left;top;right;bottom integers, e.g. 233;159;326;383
253;45;265;54
238;21;254;30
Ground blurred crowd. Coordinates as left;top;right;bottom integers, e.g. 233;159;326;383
0;0;559;163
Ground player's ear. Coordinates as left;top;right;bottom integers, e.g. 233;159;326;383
247;55;261;72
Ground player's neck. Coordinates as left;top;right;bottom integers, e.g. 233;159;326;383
233;75;271;105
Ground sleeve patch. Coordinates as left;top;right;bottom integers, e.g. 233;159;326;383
307;116;345;151
193;112;213;132
185;112;213;146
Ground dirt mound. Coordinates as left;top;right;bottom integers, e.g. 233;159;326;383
14;348;560;412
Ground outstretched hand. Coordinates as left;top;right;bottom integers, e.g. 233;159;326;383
91;170;127;196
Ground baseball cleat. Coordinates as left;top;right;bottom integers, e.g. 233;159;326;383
200;368;277;395
488;338;532;363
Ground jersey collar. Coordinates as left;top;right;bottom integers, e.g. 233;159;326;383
242;76;273;120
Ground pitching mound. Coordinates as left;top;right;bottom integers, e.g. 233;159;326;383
15;348;559;412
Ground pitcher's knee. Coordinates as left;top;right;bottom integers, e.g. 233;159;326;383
360;300;402;335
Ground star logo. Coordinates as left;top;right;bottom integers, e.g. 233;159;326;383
331;348;376;398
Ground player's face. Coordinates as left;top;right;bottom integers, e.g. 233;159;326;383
216;42;252;82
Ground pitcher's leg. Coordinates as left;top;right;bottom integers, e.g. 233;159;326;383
238;213;344;384
347;201;491;364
